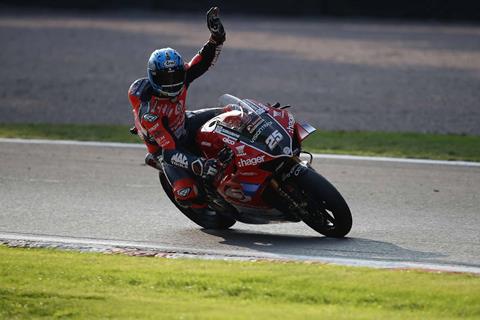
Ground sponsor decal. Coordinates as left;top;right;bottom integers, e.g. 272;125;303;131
237;155;265;167
176;187;191;198
251;121;272;142
164;60;176;68
244;100;268;115
273;110;282;118
235;144;246;156
282;164;307;181
215;126;240;139
265;130;283;150
171;153;188;169
283;146;291;154
157;135;170;148
246;117;263;133
143;113;158;123
287;113;295;134
222;137;235;145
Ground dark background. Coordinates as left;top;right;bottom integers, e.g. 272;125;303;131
3;0;480;21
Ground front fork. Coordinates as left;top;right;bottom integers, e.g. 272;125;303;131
266;156;312;219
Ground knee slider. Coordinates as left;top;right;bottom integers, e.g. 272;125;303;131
172;178;202;207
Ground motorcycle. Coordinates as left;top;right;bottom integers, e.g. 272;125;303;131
159;94;352;237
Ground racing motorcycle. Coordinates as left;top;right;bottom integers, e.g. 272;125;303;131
159;94;352;237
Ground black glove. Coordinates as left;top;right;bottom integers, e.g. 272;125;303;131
206;7;226;44
192;158;219;179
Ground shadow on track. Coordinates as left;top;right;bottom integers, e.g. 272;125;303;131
201;229;446;263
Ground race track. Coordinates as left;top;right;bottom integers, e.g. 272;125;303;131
1;139;479;272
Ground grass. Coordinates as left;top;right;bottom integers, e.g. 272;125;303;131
0;245;479;319
0;123;479;162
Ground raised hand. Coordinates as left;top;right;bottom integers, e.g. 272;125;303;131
206;7;226;44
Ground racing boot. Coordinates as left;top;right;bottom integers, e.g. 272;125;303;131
145;153;163;171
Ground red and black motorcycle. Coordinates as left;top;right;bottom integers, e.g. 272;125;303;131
159;94;352;237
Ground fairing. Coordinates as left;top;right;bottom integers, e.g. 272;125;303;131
195;94;311;224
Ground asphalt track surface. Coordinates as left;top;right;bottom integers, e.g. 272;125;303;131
1;140;479;272
1;9;480;134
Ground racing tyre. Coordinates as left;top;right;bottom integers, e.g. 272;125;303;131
159;173;236;229
291;168;352;237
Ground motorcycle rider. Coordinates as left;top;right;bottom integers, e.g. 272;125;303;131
128;7;225;209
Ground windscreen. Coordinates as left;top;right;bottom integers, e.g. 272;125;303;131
217;94;292;156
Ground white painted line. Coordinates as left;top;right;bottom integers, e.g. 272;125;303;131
1;232;479;274
1;137;480;167
310;154;480;167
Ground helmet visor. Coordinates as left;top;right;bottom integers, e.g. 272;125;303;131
150;68;185;96
150;68;185;87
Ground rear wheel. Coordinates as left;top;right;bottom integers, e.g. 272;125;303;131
159;173;236;230
290;169;352;237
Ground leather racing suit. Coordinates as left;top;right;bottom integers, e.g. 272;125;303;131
128;39;223;208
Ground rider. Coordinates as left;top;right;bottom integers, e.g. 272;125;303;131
128;7;226;209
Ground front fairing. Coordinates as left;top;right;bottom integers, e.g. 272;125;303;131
217;95;293;157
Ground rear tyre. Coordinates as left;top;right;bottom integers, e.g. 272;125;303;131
159;173;236;230
291;169;352;237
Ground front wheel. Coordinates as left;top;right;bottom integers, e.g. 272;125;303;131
290;169;352;237
159;173;236;230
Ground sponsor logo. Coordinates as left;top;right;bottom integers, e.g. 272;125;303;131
143;113;158;122
282;164;306;181
245;99;269;113
164;60;176;68
235;144;246;156
157;135;170;148
176;187;191;198
171;153;188;169
215;126;240;139
273;110;282;118
237;155;265;167
222;137;235;145
283;146;291;154
246;117;263;133
287;113;295;134
251;121;272;142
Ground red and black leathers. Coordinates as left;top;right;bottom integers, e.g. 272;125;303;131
128;40;223;207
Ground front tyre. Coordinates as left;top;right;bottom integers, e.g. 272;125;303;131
159;173;236;230
291;169;352;237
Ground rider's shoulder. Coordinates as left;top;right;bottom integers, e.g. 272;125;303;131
128;78;152;101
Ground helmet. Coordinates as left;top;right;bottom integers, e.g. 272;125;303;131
147;48;186;97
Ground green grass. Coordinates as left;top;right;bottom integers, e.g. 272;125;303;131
0;246;479;319
1;123;479;161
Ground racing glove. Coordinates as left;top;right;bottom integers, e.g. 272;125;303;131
192;158;219;179
206;7;226;44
